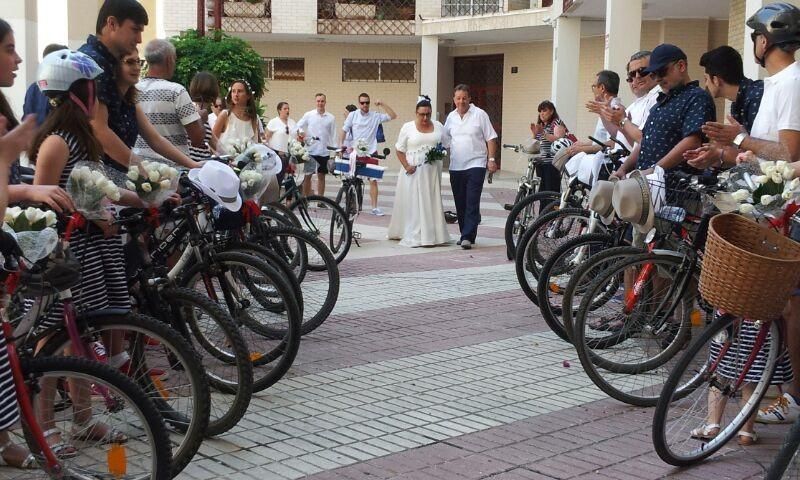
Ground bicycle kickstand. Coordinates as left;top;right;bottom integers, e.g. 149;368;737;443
353;230;362;247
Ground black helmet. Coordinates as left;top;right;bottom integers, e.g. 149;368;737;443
747;2;800;48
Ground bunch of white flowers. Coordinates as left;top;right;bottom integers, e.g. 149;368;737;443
239;167;267;200
4;206;57;232
67;162;121;218
126;160;179;206
225;138;253;156
288;139;310;163
730;160;800;216
355;138;369;156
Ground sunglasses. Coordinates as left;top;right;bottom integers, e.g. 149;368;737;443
124;58;145;68
626;67;648;83
213;103;223;108
360;101;370;105
285;125;290;135
650;60;679;79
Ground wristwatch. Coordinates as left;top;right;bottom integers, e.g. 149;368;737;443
488;158;496;163
618;118;627;128
733;132;748;148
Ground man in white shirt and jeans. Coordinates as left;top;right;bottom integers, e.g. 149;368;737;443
297;93;336;197
443;84;498;250
340;93;396;216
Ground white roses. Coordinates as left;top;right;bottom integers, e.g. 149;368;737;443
4;206;57;232
66;162;122;219
126;160;179;207
288;139;310;163
731;159;800;218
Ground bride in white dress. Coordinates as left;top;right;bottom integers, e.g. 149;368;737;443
387;96;452;247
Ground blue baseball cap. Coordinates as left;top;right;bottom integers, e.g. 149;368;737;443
642;44;688;74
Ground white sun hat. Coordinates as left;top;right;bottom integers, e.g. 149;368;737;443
188;161;242;211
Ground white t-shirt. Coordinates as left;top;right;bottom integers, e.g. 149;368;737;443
443;104;498;171
133;77;200;162
750;61;800;143
343;110;391;154
592;118;610;143
297;110;336;156
266;117;298;153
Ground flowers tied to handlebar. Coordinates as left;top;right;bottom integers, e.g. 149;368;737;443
725;160;799;217
354;138;370;158
66;161;121;220
125;157;180;207
423;143;447;165
2;207;59;262
288;138;310;164
4;206;56;232
224;137;253;156
233;144;281;200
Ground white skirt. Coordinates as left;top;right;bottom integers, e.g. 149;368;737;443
387;161;452;247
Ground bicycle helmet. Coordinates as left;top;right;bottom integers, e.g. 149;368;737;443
747;2;800;66
36;49;102;115
550;137;573;157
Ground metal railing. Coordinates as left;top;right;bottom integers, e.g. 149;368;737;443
440;0;549;17
317;0;415;35
205;0;272;34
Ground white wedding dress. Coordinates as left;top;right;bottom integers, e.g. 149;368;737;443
387;121;452;247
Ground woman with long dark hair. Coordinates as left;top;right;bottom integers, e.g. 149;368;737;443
533;100;569;194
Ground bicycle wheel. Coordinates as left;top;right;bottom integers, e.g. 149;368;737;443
653;314;780;466
289;195;352;265
504;191;560;260
335;182;359;224
20;355;172;480
249;225;340;335
180;252;301;393
37;313;209;477
766;416;800;479
162;287;253;436
514;208;591;305
262;202;301;228
573;252;696;406
536;233;616;343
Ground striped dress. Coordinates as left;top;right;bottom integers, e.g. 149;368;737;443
188;120;214;162
0;333;17;430
37;131;131;329
709;319;793;384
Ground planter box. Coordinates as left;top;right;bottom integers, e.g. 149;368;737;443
225;1;266;17
335;3;376;19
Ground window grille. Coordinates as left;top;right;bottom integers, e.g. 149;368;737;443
342;59;416;83
262;57;305;81
441;0;502;17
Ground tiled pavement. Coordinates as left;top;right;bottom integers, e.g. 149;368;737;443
180;171;787;479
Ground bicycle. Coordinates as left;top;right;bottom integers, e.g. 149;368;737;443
766;414;800;478
332;147;390;246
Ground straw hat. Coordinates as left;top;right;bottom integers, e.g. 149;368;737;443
588;178;618;225
612;170;654;233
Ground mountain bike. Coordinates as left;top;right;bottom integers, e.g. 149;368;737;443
332;147;390;247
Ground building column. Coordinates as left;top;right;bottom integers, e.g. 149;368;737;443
743;0;767;80
420;35;440;120
4;0;37;119
604;0;641;105
551;16;580;132
37;0;97;50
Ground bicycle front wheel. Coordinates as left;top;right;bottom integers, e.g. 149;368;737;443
289;195;352;265
504;191;560;260
20;355;172;480
653;314;781;466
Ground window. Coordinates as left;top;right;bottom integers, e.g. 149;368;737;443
262;57;305;81
342;59;416;83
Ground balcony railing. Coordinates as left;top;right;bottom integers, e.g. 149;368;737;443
441;0;549;17
317;0;415;36
206;0;272;34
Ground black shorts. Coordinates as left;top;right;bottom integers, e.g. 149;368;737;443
311;155;330;174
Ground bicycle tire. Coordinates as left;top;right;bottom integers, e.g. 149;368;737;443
37;312;209;477
289;194;352;266
572;252;694;406
21;355;172;480
180;252;301;392
504;191;560;260
262;201;302;228
335;182;360;224
248;225;340;335
536;233;615;343
653;314;780;466
163;286;254;436
766;416;800;479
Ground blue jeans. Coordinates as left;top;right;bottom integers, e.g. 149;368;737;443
449;167;485;243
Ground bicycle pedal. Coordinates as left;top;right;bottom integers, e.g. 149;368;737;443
353;231;362;240
504;204;514;211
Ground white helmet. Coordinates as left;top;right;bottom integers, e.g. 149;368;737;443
550;137;573;157
37;49;102;94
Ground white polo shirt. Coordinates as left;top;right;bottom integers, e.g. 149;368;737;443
343;110;391;154
443;104;498;171
266;116;298;153
297;109;336;156
750;61;800;143
617;85;660;150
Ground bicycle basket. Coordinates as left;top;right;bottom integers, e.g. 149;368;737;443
699;213;800;320
649;177;705;239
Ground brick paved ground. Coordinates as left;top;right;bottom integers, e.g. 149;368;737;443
179;171;788;480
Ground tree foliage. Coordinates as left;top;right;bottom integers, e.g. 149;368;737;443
170;29;266;99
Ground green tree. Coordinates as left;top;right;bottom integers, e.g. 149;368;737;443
170;29;266;100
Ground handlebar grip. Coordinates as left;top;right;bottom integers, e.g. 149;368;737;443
588;136;606;148
502;144;517;149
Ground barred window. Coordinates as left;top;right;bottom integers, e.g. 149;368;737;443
262;57;305;81
342;59;416;83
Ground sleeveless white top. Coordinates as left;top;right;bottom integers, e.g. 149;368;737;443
219;112;259;154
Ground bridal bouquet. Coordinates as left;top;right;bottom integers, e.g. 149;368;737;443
66;161;121;219
4;206;57;232
726;161;799;216
288;138;310;163
423;143;447;165
125;160;179;207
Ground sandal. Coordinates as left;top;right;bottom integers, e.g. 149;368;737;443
71;421;128;445
43;428;78;459
690;423;720;440
0;440;36;469
737;430;758;446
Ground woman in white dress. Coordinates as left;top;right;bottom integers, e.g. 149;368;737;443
388;96;452;247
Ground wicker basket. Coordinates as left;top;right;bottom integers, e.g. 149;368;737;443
699;213;800;320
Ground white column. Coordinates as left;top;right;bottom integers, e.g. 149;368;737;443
743;0;767;80
38;0;97;51
604;0;641;106
551;16;580;132
420;35;440;120
4;0;38;120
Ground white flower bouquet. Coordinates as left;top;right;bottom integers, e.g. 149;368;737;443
4;206;57;232
66;161;121;219
288;138;309;164
354;138;370;158
238;162;269;201
725;160;799;216
224;138;253;156
125;159;179;207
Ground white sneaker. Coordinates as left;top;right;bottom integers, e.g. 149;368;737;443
371;208;385;216
756;392;800;424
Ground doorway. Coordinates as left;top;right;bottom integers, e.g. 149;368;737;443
452;54;504;165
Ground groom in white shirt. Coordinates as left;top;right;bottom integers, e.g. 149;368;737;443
443;84;498;250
